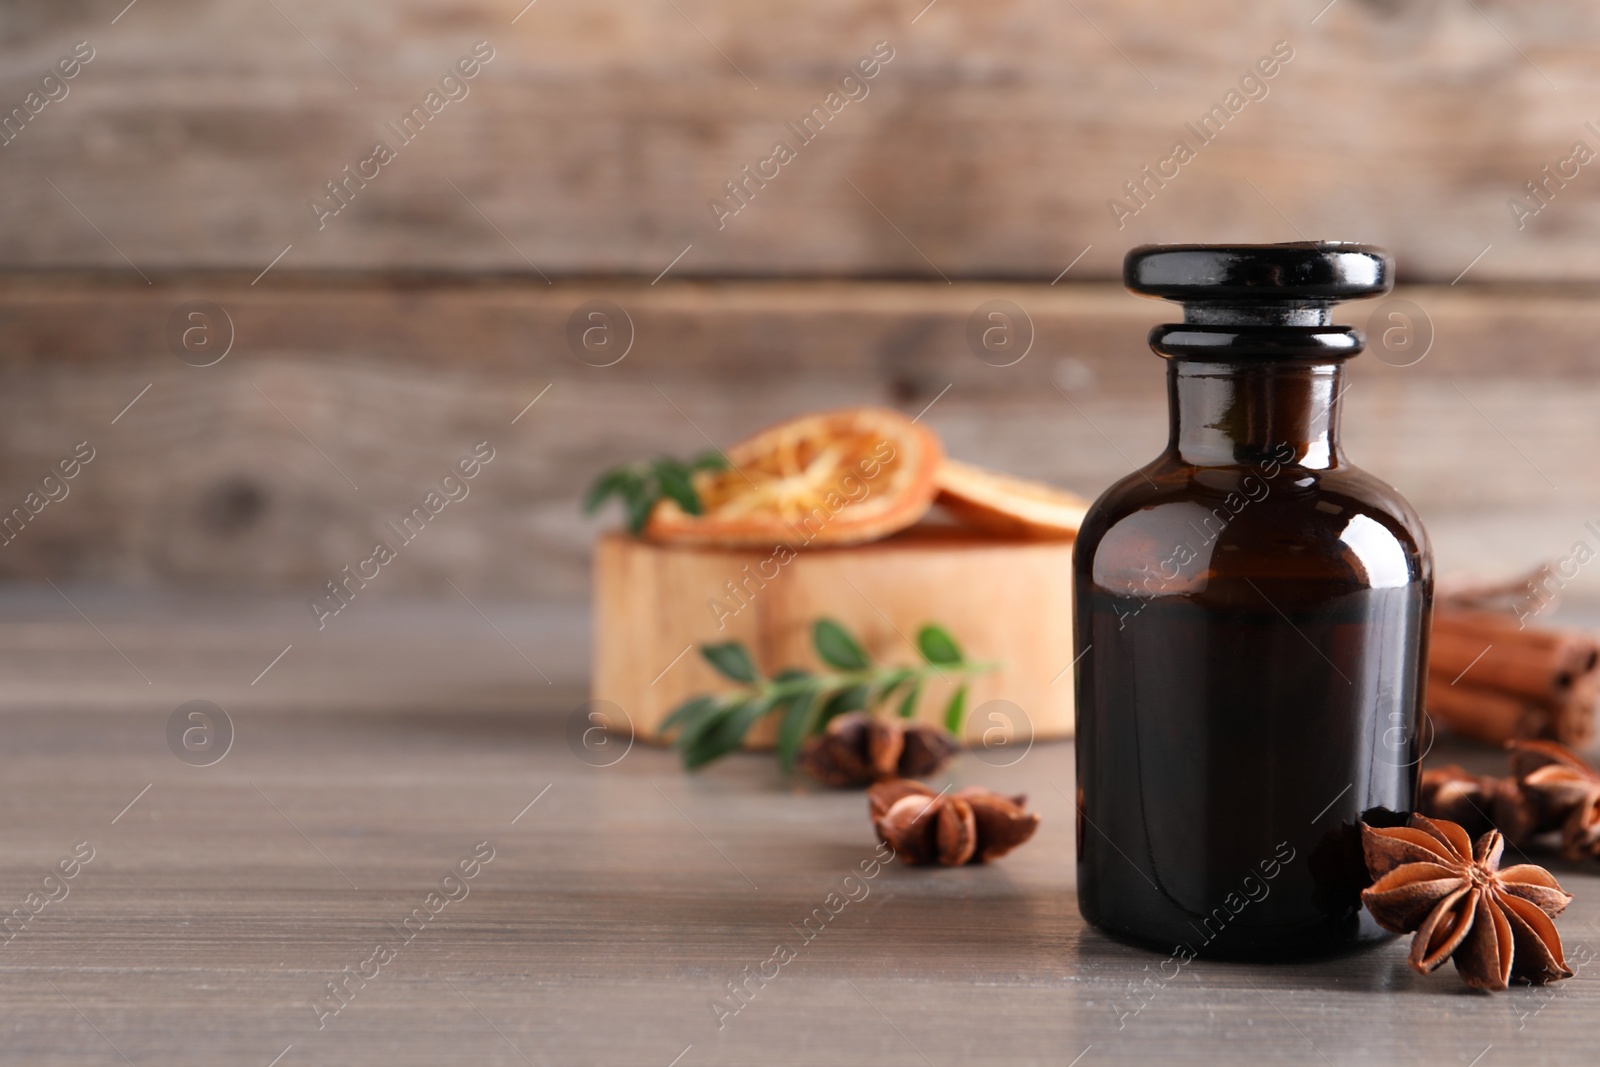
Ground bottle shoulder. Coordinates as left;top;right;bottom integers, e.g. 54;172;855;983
1076;454;1432;598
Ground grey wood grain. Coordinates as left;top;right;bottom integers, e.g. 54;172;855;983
3;1;1600;281
0;606;1596;1065
0;277;1596;611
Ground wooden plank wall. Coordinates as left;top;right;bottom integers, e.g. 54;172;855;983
2;0;1600;280
0;275;1595;610
0;1;1597;609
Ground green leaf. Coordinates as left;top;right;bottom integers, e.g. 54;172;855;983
654;460;701;515
818;684;869;726
701;641;759;684
661;694;719;735
869;668;913;708
917;624;964;666
776;687;822;771
583;467;635;515
622;479;656;535
943;684;969;735
896;681;922;719
684;697;772;770
674;701;736;756
813;618;871;672
585;451;729;534
658;614;982;772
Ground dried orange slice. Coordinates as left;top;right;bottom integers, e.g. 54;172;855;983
935;459;1089;540
645;408;942;547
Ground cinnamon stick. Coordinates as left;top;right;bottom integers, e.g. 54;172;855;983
1432;607;1600;700
1424;672;1597;749
1424;675;1551;747
1554;675;1599;749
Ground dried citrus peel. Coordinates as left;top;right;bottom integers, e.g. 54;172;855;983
645;407;942;547
933;458;1089;540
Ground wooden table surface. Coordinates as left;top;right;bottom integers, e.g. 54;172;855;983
3;594;1599;1066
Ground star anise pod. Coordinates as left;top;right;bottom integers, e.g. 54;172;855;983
1509;740;1600;861
1418;764;1536;845
867;779;1039;866
1361;814;1573;990
798;713;958;787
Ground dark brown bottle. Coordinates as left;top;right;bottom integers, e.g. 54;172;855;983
1073;243;1433;959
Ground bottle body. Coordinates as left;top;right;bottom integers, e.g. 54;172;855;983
1073;360;1432;958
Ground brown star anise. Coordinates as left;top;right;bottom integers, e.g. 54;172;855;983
1509;740;1600;861
1418;764;1536;845
868;779;1039;866
1361;814;1573;990
798;713;958;787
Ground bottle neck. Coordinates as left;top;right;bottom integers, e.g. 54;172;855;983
1166;360;1345;469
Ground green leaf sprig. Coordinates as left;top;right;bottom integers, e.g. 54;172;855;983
584;452;729;535
662;618;996;772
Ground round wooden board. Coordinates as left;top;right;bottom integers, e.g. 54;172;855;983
591;525;1076;748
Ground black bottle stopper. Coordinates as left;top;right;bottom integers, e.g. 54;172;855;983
1124;242;1393;361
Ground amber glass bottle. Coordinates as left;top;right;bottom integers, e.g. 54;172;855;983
1073;243;1433;959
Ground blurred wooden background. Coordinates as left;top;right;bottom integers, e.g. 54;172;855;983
1;0;1598;610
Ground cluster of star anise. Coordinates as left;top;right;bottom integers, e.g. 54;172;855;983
868;779;1040;866
1419;740;1600;860
798;713;958;787
1362;815;1572;990
1361;739;1600;991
